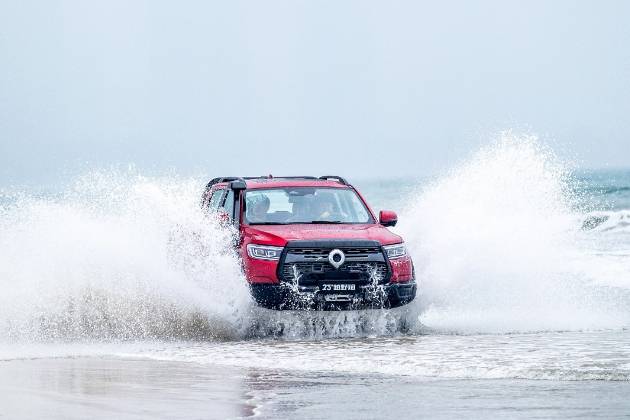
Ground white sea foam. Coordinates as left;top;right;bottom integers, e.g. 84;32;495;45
115;330;630;381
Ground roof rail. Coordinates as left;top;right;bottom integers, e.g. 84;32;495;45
319;175;349;185
205;177;244;188
242;175;319;181
206;175;350;188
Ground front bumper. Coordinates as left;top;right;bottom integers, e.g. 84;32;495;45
249;281;417;310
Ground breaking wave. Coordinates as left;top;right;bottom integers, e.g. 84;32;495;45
581;210;630;233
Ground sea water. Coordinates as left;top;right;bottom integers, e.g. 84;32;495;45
1;134;629;418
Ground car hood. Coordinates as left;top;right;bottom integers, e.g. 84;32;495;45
242;223;403;246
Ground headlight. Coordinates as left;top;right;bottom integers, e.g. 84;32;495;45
247;244;283;260
383;243;407;259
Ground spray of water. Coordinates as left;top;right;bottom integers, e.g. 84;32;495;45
402;132;630;333
0;171;251;341
1;135;628;342
0;171;412;342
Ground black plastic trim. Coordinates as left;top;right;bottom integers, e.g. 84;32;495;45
249;281;416;310
284;240;380;248
276;240;392;284
319;175;349;185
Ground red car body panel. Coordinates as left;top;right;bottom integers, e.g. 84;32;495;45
240;223;414;284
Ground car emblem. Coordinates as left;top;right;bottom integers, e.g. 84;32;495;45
328;249;345;269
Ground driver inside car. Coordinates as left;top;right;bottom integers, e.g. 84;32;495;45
247;195;270;223
312;193;346;221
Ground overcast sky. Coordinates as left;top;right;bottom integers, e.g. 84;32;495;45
1;0;629;185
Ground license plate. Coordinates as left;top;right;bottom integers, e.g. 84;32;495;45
321;284;356;292
324;294;353;302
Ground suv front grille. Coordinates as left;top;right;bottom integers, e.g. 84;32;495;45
287;246;380;260
282;261;388;284
279;241;390;286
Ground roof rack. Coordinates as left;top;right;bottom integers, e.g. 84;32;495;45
242;176;319;181
206;175;349;188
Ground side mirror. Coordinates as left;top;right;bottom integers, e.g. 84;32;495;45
379;210;398;227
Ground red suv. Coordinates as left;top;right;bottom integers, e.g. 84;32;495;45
202;175;416;310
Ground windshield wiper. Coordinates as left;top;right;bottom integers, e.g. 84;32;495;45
310;220;343;224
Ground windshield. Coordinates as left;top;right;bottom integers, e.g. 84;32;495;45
244;187;374;225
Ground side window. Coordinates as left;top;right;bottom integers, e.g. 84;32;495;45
208;189;225;210
222;189;235;218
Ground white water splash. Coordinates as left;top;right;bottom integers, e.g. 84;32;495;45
0;171;251;341
401;133;630;333
0;171;415;342
1;135;629;342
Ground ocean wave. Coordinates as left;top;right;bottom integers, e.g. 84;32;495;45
581;210;630;233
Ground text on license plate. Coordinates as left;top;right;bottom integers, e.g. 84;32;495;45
321;284;356;292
